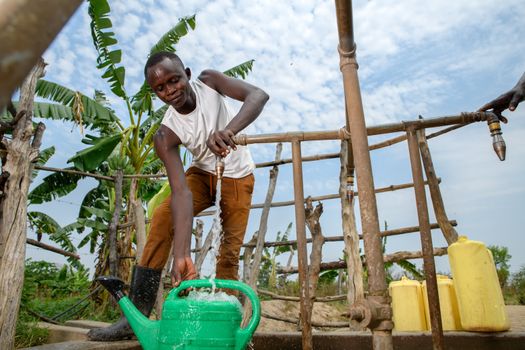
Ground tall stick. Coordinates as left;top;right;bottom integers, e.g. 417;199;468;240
291;140;312;349
406;129;443;350
242;143;282;327
339;140;364;314
108;170;123;277
417;129;458;245
0;59;45;349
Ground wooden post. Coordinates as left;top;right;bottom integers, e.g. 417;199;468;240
0;59;45;349
247;143;282;288
193;219;204;265
133;200;147;263
416;129;459;245
242;232;258;283
339;140;365;321
108;170;123;277
242;143;282;327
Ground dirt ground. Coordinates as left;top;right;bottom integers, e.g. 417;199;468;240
258;301;525;333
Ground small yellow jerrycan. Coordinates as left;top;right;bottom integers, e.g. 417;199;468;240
422;275;462;331
448;235;510;331
389;276;428;331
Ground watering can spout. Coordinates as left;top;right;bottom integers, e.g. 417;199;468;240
96;276;160;350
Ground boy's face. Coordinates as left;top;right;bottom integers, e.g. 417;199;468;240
146;58;194;112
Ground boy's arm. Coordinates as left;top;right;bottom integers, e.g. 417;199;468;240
199;69;269;157
153;125;196;286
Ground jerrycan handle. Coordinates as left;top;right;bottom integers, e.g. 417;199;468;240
169;279;261;350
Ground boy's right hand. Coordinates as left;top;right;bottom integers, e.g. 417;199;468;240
170;256;197;288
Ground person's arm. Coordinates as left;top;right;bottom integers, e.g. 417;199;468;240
199;69;269;157
153;125;196;286
478;71;525;123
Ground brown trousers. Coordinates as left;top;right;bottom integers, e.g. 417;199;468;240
139;167;254;281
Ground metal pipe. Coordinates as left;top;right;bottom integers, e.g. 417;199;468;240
335;1;393;348
291;140;312;350
232;112;494;145
406;129;444;350
0;0;83;110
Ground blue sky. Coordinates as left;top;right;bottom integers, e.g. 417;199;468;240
28;0;525;277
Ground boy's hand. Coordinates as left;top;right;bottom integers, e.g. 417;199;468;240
171;256;197;288
207;129;237;157
478;74;525;123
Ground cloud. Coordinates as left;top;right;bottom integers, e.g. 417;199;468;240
34;0;525;273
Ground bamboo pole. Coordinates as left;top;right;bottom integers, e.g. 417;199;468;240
241;221;455;249
26;239;80;260
242;143;282;327
258;289;347;302
417;129;459;245
291;139;312;349
197;178;438;217
261;311;348;328
0;0;83;110
406;129;443;350
277;247;449;274
232;112;493;146
248;143;283;288
108;170;123;277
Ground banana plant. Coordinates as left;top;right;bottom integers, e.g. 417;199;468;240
1;0;256;282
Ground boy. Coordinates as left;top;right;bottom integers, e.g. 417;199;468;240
88;51;268;341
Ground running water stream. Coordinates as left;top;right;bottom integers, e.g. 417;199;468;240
207;161;224;293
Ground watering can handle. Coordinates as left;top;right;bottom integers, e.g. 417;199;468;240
169;279;261;350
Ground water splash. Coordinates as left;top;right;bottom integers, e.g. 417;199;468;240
208;178;223;293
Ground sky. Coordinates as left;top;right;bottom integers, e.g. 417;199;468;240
27;0;525;279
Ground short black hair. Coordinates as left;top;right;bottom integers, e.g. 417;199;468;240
144;51;185;78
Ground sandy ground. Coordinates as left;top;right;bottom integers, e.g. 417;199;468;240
258;301;525;333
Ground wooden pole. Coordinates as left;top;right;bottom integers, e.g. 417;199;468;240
242;143;282;327
277;247;449;274
197;178;437;217
108;170;123;277
0;0;83;110
406;129;444;350
291;140;312;350
247;143;283;289
417;129;459;245
0;59;45;349
26;239;80;260
241;221;455;249
339;140;365;315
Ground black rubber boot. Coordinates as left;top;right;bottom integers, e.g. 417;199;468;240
87;265;162;341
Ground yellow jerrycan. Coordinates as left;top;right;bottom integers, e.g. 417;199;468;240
422;275;462;331
389;276;428;331
448;235;510;331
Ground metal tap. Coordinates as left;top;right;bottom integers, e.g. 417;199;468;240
215;156;225;180
487;113;506;161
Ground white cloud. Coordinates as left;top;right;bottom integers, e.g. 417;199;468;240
33;0;525;273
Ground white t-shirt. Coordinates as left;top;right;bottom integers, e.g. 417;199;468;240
161;79;255;178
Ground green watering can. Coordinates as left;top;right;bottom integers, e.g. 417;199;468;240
98;277;261;350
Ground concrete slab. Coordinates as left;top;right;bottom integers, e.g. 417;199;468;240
21;340;141;350
37;323;88;343
64;320;111;330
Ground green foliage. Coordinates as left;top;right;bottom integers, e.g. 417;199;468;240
35;79;118;128
88;0;127;99
68;133;123;171
32;146;55;179
15;313;49;349
223;59;255;79
510;265;525;305
488;245;512;288
28;169;83;204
